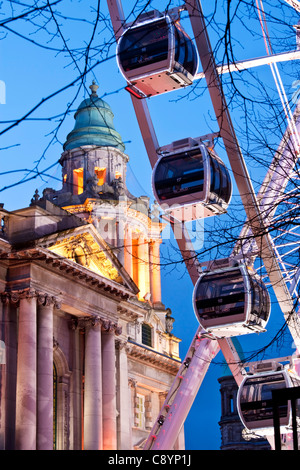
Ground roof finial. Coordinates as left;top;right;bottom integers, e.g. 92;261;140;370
89;80;99;97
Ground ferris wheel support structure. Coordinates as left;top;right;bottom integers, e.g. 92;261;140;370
107;0;300;450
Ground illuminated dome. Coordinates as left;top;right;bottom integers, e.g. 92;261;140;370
63;81;125;152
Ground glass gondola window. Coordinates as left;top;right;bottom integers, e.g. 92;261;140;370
195;269;245;320
249;277;269;322
155;150;205;201
119;19;169;72
220;165;231;201
208;154;232;205
210;158;221;196
186;33;198;76
173;23;198;76
240;374;288;424
174;27;184;67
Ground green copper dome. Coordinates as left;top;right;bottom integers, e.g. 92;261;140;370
63;82;125;152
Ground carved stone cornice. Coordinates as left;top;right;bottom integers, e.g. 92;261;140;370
126;341;181;375
117;304;142;322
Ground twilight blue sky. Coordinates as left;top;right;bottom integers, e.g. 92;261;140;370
1;0;300;450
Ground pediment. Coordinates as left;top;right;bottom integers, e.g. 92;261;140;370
36;223;139;294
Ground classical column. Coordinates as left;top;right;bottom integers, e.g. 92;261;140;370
83;318;102;450
116;341;131;450
37;294;55;450
15;291;37;450
149;240;162;305
1;294;18;450
102;322;117;450
69;318;82;450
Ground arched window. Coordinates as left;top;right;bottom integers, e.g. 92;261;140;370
142;323;152;347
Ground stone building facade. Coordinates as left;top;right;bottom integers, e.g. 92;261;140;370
0;82;183;450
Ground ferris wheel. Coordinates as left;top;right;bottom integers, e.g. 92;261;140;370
107;0;300;450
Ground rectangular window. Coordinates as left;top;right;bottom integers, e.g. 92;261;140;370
136;394;145;429
73;168;84;195
95;167;107;186
142;323;152;347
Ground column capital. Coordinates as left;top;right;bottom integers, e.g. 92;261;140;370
0;289;36;305
69;315;122;336
75;316;102;331
37;292;61;309
1;289;61;308
115;339;127;350
128;377;137;388
1;291;20;305
19;288;37;299
101;319;122;336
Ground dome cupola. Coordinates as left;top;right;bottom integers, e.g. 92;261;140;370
63;81;125;152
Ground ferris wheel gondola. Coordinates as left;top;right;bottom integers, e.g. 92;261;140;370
193;264;271;338
152;138;232;221
237;364;300;436
116;12;198;98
